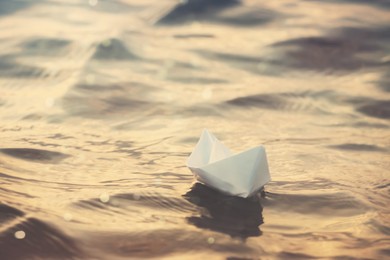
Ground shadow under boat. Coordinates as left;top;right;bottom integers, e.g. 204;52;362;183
183;183;264;239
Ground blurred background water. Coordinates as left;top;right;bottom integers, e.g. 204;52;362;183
0;0;389;259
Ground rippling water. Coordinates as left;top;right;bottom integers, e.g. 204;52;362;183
0;0;389;259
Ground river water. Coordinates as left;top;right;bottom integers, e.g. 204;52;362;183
0;0;389;259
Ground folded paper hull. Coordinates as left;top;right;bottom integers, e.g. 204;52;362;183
187;130;270;198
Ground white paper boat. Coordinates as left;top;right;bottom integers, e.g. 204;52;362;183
186;129;271;198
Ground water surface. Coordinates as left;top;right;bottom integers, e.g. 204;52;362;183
0;0;389;259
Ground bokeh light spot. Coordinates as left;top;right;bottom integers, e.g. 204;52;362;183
99;192;110;203
133;193;141;200
15;230;26;239
89;0;98;7
63;213;73;221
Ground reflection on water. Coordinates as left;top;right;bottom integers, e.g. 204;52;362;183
184;183;263;239
0;0;389;259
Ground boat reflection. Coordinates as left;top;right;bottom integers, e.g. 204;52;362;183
183;183;264;239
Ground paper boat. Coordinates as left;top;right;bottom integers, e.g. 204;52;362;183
186;129;270;198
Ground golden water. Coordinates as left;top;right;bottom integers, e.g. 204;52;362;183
0;0;389;259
